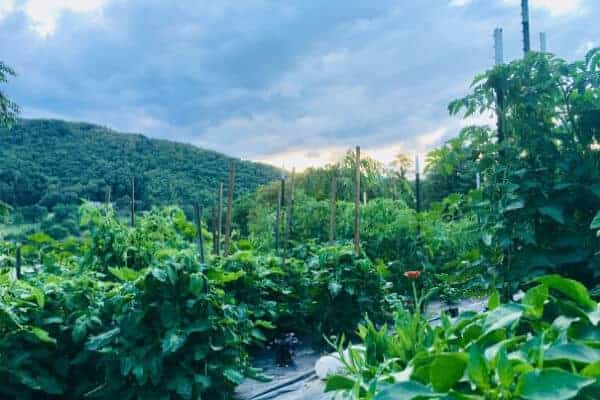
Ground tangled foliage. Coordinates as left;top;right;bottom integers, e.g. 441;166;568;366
0;204;396;399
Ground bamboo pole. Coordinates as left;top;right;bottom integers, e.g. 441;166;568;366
274;177;284;251
283;168;295;262
212;205;218;255
415;155;421;213
130;176;135;227
15;245;21;280
224;160;235;256
354;146;361;255
217;182;223;255
329;174;337;245
194;203;206;263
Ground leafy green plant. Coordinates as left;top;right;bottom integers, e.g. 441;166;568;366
326;275;600;399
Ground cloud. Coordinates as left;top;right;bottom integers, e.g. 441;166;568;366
12;0;112;36
501;0;586;17
454;0;586;17
0;0;598;170
0;0;16;21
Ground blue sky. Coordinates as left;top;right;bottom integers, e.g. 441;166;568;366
1;0;598;169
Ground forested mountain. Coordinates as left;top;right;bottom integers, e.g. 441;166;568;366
0;119;280;213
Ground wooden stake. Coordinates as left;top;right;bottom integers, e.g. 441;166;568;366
283;168;295;262
224;160;236;256
274;177;284;251
212;206;218;254
329;174;337;245
354;146;361;255
15;245;21;280
415;155;421;213
217;182;223;255
130;176;135;227
194;203;206;263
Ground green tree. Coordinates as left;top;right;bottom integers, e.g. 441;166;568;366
0;62;19;127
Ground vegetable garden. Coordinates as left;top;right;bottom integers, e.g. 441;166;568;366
1;47;600;400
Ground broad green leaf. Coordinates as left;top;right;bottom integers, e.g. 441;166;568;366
488;290;500;311
162;331;186;353
516;368;594;400
538;206;565;224
85;327;120;351
27;286;45;309
325;375;356;392
429;353;468;392
72;319;88;344
522;285;548;318
251;328;267;341
151;268;168;282
505;199;525;212
538;275;596;310
374;381;440;400
496;346;513;388
544;343;600;364
581;361;600;378
205;269;245;284
483;304;524;334
223;368;245;385
109;267;142;282
29;327;56;344
467;344;490;390
189;273;205;295
185;320;210;334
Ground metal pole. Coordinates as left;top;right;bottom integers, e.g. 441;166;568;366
521;0;530;55
540;32;547;52
494;27;504;65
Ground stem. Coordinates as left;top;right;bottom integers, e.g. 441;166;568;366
412;281;420;315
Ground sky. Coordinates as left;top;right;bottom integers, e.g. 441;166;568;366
1;0;599;170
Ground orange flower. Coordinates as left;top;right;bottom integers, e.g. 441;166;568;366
404;270;421;280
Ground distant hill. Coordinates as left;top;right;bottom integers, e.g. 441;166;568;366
0;119;280;213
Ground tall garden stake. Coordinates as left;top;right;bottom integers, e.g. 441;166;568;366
15;244;21;280
274;176;283;252
217;182;223;255
283;168;295;264
130;176;135;227
194;203;205;263
212;205;218;254
354;146;361;255
224;160;235;256
329;174;337;245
